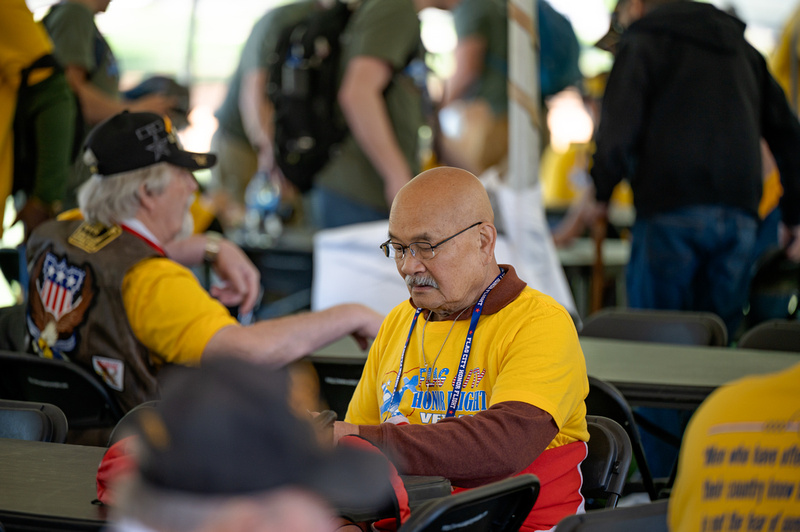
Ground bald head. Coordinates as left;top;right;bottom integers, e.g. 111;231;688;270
391;167;494;229
388;167;500;319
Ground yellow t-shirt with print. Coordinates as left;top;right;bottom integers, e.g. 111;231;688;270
668;362;800;532
346;286;589;448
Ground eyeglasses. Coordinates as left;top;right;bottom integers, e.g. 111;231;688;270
380;222;482;261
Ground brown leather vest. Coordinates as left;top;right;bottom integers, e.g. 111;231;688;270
26;219;162;412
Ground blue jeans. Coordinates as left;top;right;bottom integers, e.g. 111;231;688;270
627;205;758;339
627;206;758;479
310;187;388;230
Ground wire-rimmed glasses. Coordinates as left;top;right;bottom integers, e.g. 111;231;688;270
380;222;482;261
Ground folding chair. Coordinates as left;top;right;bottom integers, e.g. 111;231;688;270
579;308;728;347
737;319;800;352
0;399;68;443
582;416;632;509
585;376;661;501
397;474;540;532
0;350;124;430
554;499;669;532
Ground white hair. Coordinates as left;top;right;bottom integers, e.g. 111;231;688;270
77;163;173;226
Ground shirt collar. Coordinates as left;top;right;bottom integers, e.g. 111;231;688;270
120;218;165;256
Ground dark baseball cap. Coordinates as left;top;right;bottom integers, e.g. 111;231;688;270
83;111;216;177
130;358;394;512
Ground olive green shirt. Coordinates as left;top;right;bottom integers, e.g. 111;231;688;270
315;0;423;212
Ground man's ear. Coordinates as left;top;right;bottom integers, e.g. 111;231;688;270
138;182;156;212
479;223;497;261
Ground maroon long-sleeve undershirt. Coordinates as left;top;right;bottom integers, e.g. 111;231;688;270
357;401;558;488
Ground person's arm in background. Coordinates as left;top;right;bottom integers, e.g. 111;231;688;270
441;36;485;107
761;63;800;261
126;261;381;367
205;303;384;366
63;66;175;127
589;38;650;217
239;68;277;174
338;56;413;207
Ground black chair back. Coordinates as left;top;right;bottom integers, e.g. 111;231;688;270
0;350;124;430
0;399;68;443
554;499;669;532
311;358;364;419
738;319;800;352
585;376;659;501
582;416;632;509
397;474;540;532
579;308;728;346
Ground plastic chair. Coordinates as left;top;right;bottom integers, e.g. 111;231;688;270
585;376;661;501
107;400;160;446
737;319;800;352
0;350;124;430
582;416;632;509
579;308;728;347
554;499;669;532
0;399;68;443
397;474;540;532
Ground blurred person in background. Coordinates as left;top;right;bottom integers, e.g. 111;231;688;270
209;0;321;231
1;0;76;241
42;0;178;209
109;357;394;532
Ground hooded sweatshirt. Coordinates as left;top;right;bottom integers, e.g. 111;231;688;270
591;1;800;226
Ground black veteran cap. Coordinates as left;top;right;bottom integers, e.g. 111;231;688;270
83;111;216;176
130;358;394;512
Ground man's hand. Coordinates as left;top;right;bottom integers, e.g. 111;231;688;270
310;410;338;448
346;304;384;350
333;420;360;445
210;238;262;314
14;198;55;242
780;223;800;262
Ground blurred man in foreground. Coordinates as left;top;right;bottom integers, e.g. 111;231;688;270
110;357;394;532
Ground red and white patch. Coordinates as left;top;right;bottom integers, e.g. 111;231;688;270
92;356;125;391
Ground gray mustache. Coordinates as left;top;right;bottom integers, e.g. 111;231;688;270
406;275;439;289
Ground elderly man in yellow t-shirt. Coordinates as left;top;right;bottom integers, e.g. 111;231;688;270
25;111;383;416
332;166;589;531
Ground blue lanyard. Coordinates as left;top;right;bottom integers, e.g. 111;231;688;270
389;269;506;419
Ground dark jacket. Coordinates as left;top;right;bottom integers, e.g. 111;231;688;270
591;1;800;225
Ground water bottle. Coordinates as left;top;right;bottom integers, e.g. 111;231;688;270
243;171;283;247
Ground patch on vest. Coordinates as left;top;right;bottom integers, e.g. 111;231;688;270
27;249;95;361
68;222;122;253
92;356;125;391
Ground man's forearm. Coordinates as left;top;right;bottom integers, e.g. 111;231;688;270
203;303;381;366
353;402;558;488
240;69;276;171
339;56;413;204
